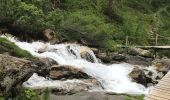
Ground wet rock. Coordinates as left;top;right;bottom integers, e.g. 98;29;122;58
126;55;152;66
38;57;58;67
50;92;135;100
51;79;102;95
49;65;90;80
80;52;95;63
80;46;96;63
111;54;126;62
0;54;49;97
128;48;153;58
97;52;126;63
153;59;170;74
129;67;152;86
32;42;47;53
96;53;112;63
144;69;159;84
43;29;60;44
90;47;99;54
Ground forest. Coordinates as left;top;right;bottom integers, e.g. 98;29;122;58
0;0;170;50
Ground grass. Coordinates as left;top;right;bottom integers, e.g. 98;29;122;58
125;95;144;100
0;37;33;58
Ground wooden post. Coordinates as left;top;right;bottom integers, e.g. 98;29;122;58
126;35;129;46
155;34;158;46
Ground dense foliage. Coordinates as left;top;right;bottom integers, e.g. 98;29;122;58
0;0;170;50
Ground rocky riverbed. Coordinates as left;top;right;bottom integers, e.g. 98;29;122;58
0;34;170;99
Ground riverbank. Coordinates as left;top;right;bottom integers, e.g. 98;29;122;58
0;33;170;100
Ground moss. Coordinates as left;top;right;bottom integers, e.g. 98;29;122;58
0;37;33;58
125;94;144;100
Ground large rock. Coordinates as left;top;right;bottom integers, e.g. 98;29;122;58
96;52;126;63
128;48;153;58
50;92;132;100
129;66;164;87
43;29;60;44
96;52;111;63
51;79;102;95
66;45;97;63
49;65;90;80
126;55;152;66
0;54;50;97
80;46;96;62
111;54;126;62
153;59;170;74
32;42;47;53
129;67;152;87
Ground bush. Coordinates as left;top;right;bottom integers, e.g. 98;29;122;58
0;0;170;51
61;11;118;50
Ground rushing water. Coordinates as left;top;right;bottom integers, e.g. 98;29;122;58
1;35;151;94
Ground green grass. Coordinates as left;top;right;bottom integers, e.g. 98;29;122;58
125;95;144;100
0;37;33;58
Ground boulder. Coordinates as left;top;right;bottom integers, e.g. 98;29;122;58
80;46;96;63
96;52;126;63
49;65;90;80
50;91;136;100
111;54;126;62
128;48;153;58
80;52;95;63
153;59;170;74
38;57;58;67
42;29;60;44
90;47;99;54
51;79;102;95
0;54;49;97
32;42;47;53
96;53;112;63
129;67;152;86
126;55;152;66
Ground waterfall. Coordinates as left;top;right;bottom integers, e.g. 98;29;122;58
1;35;150;94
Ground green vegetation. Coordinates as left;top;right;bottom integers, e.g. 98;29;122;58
0;97;4;100
15;88;50;100
125;94;144;100
0;37;33;58
0;0;170;50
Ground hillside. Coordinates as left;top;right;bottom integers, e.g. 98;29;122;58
0;0;170;50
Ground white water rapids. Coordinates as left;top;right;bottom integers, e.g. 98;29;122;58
1;35;151;94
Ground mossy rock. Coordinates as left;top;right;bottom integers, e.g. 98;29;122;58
0;37;33;58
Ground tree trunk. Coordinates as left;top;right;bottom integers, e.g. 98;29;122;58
108;0;113;10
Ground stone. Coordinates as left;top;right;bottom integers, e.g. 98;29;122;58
126;55;152;66
51;79;102;95
80;51;95;63
96;53;112;63
32;42;47;53
50;92;136;100
111;54;126;62
42;29;60;44
154;59;170;74
38;57;58;67
0;54;49;97
80;46;96;63
128;47;153;58
129;67;152;86
49;65;90;80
